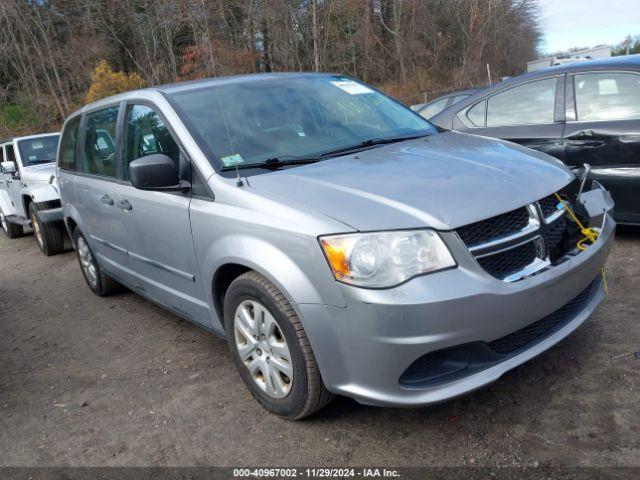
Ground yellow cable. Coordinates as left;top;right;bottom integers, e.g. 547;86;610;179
553;193;608;294
601;267;609;295
553;193;599;250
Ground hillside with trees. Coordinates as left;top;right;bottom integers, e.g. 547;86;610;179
0;0;541;137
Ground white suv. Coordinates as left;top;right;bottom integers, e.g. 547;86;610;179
0;133;66;255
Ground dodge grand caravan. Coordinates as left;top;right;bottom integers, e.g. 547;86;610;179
58;73;615;419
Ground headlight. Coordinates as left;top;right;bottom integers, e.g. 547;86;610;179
319;230;456;288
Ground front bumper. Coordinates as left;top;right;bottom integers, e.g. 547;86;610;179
297;213;615;407
37;207;63;224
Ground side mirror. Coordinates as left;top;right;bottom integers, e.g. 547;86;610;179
129;154;180;190
1;161;16;175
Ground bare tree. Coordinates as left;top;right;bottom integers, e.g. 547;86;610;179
0;0;541;134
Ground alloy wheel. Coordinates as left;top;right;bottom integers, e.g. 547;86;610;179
31;212;43;248
234;299;294;399
0;211;6;234
77;236;98;289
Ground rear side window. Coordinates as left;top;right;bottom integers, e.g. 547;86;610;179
59;117;80;171
467;101;486;126
6;144;16;163
123;104;180;179
82;106;119;178
419;97;449;119
574;73;640;121
485;78;558;127
0;146;4;163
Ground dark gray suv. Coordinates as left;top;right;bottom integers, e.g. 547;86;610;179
58;73;615;418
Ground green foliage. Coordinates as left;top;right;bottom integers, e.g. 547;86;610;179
0;103;41;132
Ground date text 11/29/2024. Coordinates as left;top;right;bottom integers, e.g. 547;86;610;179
232;468;401;478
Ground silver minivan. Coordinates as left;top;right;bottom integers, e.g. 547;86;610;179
58;73;615;419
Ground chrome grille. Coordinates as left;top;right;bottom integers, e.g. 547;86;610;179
538;194;562;218
456;192;573;282
476;241;538;280
456;207;530;247
543;216;568;259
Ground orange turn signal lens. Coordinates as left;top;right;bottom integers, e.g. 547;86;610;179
321;238;351;279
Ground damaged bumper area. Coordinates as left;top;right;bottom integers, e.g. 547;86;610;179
578;180;614;228
298;184;616;407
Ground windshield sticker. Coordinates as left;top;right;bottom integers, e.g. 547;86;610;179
291;125;306;137
31;141;43;149
331;80;374;95
29;155;38;161
96;137;109;150
221;153;245;167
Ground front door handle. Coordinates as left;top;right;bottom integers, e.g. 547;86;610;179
100;195;114;206
117;199;132;211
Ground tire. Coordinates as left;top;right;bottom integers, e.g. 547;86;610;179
73;227;119;296
224;271;333;419
29;202;65;256
0;208;23;238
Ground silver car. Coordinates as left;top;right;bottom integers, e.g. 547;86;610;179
57;73;615;419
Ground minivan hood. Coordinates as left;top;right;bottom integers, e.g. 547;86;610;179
248;132;574;231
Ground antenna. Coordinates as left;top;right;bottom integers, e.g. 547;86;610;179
235;163;243;187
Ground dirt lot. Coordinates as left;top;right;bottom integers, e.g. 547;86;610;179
0;228;638;468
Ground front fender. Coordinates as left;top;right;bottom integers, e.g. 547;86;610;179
24;183;60;204
201;234;346;311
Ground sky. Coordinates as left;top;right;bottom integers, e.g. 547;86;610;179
537;0;640;54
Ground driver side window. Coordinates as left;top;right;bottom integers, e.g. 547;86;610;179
123;104;180;180
82;106;119;178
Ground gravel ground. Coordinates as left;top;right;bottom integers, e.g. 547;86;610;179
0;228;638;468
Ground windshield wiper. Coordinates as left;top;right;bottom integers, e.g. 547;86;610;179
221;155;321;171
316;133;430;158
220;134;430;171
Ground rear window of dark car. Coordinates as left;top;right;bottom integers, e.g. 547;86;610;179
419;97;450;119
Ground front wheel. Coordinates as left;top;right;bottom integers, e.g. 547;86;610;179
29;202;65;256
224;271;333;419
73;228;119;296
0;208;23;239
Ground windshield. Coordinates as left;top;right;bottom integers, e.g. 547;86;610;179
17;135;60;167
168;75;437;170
